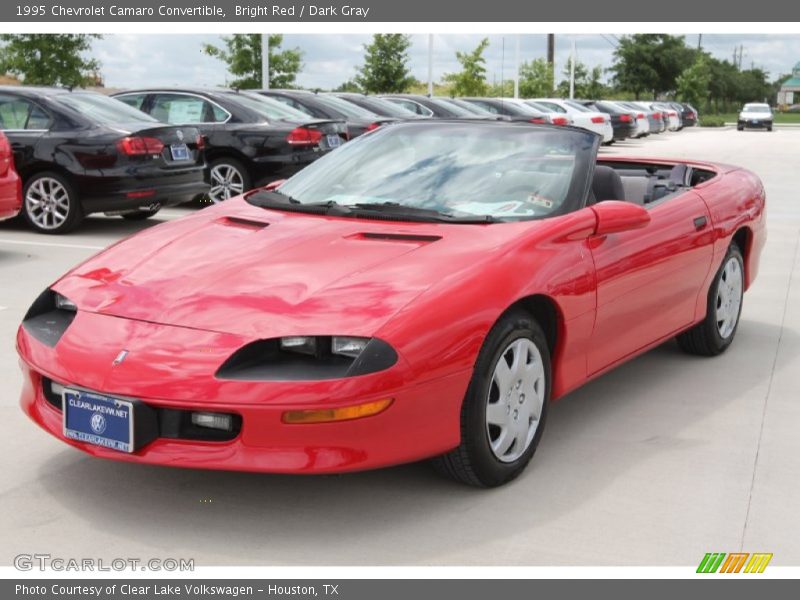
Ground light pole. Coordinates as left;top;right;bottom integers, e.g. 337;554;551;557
261;33;270;89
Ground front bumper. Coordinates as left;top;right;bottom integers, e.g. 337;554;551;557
17;316;468;474
738;119;772;130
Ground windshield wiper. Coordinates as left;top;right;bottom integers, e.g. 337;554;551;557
247;190;352;214
247;193;496;223
349;202;498;223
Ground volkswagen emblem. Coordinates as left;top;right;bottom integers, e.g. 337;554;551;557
176;130;184;142
90;412;107;435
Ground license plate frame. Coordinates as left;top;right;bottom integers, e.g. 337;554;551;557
63;388;134;453
170;143;190;161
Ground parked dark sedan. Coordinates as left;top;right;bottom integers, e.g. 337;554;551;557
460;97;552;123
330;93;422;119
378;94;485;119
580;100;638;141
113;88;348;203
0;86;208;233
255;89;396;138
673;102;697;127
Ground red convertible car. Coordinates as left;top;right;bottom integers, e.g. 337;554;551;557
0;131;21;222
17;121;766;486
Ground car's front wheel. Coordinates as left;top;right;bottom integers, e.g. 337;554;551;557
677;243;744;356
22;172;83;234
432;310;551;487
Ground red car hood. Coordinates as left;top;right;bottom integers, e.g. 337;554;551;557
55;199;531;339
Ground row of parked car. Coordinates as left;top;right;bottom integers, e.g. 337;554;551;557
0;84;698;234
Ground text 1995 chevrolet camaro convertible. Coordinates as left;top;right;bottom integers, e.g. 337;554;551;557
18;121;766;486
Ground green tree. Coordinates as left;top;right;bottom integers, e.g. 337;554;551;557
676;55;711;108
585;66;608;99
610;34;694;99
203;34;302;89
356;34;414;93
555;59;607;99
518;58;554;98
0;34;102;87
332;78;363;93
444;38;490;96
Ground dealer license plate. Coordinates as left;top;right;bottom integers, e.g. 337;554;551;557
63;389;134;453
170;144;190;160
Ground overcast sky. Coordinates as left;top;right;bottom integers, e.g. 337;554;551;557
93;34;800;90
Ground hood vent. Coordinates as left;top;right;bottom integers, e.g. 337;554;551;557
356;232;441;243
218;216;270;230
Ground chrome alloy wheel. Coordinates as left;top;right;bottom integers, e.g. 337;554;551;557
209;163;245;203
485;338;546;463
716;256;743;339
25;177;70;230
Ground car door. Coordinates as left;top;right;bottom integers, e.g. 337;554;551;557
0;93;52;171
587;190;714;374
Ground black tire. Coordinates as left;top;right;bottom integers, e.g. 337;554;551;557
737;126;744;131
206;157;252;203
121;208;161;221
432;310;551;487
677;244;745;356
21;171;83;234
767;126;773;132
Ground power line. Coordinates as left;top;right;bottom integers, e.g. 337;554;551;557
600;34;618;49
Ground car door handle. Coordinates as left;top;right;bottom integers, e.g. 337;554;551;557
693;216;708;230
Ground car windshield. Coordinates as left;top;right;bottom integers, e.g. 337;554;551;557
225;92;311;121
340;96;417;118
528;101;562;113
442;98;492;116
313;94;379;119
51;93;158;124
527;101;561;114
254;122;598;222
432;98;482;117
743;105;770;112
564;100;592;113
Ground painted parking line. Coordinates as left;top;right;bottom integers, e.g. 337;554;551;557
0;238;104;251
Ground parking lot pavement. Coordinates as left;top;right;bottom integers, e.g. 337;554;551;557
1;127;798;567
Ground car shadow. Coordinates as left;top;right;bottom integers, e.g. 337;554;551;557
35;318;794;565
0;212;191;237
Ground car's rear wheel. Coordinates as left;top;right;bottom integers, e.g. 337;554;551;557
677;244;744;356
22;172;83;234
432;310;550;487
208;158;251;203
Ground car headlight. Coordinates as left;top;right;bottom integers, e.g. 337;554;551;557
216;336;398;381
21;289;77;347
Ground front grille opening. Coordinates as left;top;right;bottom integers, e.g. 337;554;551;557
159;409;242;442
39;378;240;442
42;378;64;410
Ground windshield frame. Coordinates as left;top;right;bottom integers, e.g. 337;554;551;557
248;120;600;224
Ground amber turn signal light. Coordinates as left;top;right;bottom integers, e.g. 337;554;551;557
282;398;393;424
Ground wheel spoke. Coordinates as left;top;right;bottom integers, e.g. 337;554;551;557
486;401;508;426
493;358;513;397
492;429;515;457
